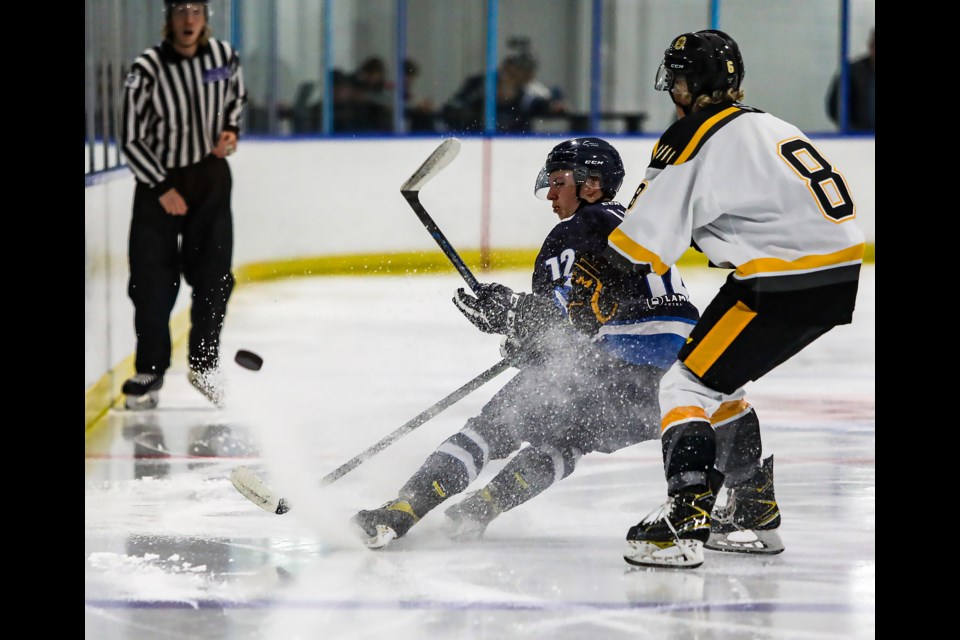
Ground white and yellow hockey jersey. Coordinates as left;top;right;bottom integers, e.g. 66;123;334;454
609;103;865;295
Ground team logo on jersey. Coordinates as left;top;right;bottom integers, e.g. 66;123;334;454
673;36;687;50
647;293;688;308
203;65;231;83
125;71;141;89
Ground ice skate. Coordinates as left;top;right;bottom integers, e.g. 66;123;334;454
443;489;501;542
623;483;718;569
707;455;784;554
122;373;163;410
351;500;419;549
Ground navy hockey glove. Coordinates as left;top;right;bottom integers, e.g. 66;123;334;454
567;257;618;334
453;283;525;334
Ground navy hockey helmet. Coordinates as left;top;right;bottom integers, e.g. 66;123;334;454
534;137;625;200
655;30;743;99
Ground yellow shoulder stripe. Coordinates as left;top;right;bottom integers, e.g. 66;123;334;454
675;106;741;164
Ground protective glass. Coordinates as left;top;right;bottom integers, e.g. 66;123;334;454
534;168;575;200
654;63;673;91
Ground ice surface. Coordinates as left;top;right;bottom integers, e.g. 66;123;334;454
86;265;875;640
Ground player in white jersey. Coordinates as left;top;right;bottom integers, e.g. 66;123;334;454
609;30;866;569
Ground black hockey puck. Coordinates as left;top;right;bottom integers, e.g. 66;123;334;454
234;349;263;371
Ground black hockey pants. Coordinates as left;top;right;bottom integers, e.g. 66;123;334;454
127;155;235;376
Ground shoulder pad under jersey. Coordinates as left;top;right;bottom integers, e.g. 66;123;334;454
649;103;762;169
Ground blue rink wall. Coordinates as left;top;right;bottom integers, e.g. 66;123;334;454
85;136;876;428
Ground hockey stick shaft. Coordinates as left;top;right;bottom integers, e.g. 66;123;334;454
230;358;512;514
400;138;481;293
319;357;510;485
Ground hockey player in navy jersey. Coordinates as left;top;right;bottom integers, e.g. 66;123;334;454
351;137;705;549
610;30;866;569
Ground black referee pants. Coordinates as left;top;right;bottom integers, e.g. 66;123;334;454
127;155;235;376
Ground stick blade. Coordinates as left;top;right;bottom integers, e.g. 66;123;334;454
400;138;461;193
229;465;290;514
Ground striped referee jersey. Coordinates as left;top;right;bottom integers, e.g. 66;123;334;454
121;38;247;191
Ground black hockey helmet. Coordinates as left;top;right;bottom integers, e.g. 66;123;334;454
699;29;744;89
534;137;625;200
655;30;743;99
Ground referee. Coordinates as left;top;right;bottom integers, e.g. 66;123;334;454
119;0;247;410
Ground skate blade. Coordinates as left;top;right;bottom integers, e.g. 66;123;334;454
705;529;784;554
623;539;705;569
124;391;159;410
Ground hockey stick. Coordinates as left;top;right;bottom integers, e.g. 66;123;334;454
230;357;511;514
400;138;481;293
230;139;500;514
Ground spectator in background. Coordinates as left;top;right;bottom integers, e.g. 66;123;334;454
439;60;499;132
119;0;247;410
441;37;566;133
299;68;356;133
509;46;568;125
349;56;392;131
309;58;436;133
404;58;437;132
327;68;359;132
826;28;875;132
